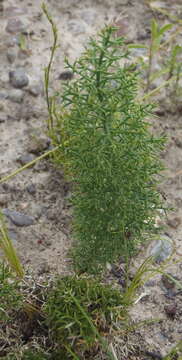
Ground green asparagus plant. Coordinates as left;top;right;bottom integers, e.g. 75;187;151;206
45;21;166;272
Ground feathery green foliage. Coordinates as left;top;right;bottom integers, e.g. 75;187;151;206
46;25;165;272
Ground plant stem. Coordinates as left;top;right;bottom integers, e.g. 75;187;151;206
70;293;117;360
146;40;153;92
42;3;58;130
0;146;60;184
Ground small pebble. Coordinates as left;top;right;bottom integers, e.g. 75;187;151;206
28;81;43;96
30;204;42;219
2;208;35;226
26;183;36;195
174;137;182;148
6;18;25;34
8;89;24;103
149;235;173;263
6;48;17;64
0;92;8;100
17;153;35;166
161;273;175;290
0;114;6;123
9;68;29;89
167;216;181;229
164;303;177;318
37;261;50;275
0;194;10;206
6;36;20;47
8;230;18;242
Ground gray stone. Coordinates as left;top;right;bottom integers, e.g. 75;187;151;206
28;82;43;97
0;114;6;123
7;230;18;248
149;235;173;263
174;137;182;148
167;216;181;229
8;89;24;103
8;230;18;242
6;48;17;64
30;204;43;220
0;92;8;100
2;208;35;226
0;194;10;206
9;68;29;88
26;183;36;195
6;36;20;47
17;153;35;166
6;18;25;34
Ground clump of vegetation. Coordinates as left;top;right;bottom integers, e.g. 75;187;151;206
0;262;23;321
0;270;128;360
44;17;166;272
44;275;126;359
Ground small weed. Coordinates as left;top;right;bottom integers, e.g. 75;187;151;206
130;11;182;103
146;19;173;91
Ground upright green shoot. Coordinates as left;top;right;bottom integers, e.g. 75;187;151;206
43;18;166;272
0;212;24;278
42;2;58;131
146;19;172;91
